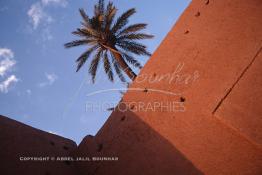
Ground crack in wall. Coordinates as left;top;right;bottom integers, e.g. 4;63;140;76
212;45;262;114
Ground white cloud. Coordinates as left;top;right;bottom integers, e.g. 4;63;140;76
27;0;67;30
27;3;43;29
0;48;18;93
27;3;53;29
38;73;58;87
42;0;68;7
46;73;58;84
0;75;18;93
0;59;16;77
0;48;14;58
0;48;16;77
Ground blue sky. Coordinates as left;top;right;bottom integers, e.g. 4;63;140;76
0;0;190;144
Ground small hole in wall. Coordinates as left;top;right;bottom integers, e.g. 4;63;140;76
97;143;103;152
130;105;135;110
143;88;148;93
63;146;69;150
180;97;186;102
195;11;200;17
121;115;126;121
205;0;209;5
184;30;189;34
50;141;55;146
153;73;156;77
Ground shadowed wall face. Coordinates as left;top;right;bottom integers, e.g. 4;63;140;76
0;115;77;175
74;104;204;175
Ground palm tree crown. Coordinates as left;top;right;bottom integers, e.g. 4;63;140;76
64;0;153;83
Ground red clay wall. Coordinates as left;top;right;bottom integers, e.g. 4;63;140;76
75;0;262;174
0;115;77;175
0;0;261;175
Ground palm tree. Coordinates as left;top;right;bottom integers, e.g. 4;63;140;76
64;0;153;83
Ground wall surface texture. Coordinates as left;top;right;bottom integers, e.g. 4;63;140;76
0;0;261;174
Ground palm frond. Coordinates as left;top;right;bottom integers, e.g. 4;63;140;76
72;29;88;37
90;17;102;31
95;0;105;29
105;2;116;30
103;52;114;81
118;33;154;41
117;40;147;48
64;39;96;48
94;5;100;17
110;53;126;82
89;48;103;82
117;41;151;56
81;27;100;38
117;23;147;36
72;28;97;38
112;8;136;33
79;8;89;24
76;45;98;72
122;53;142;69
98;0;105;15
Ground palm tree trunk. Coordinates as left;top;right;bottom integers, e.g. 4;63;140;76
111;47;137;81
